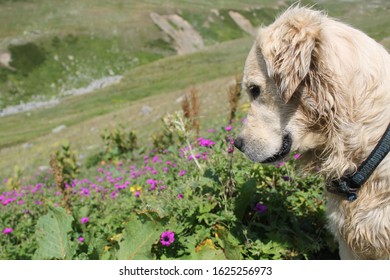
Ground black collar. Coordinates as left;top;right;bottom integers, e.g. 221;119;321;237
327;123;390;202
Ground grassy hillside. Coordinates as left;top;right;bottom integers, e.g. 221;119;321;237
1;0;390;179
0;38;252;175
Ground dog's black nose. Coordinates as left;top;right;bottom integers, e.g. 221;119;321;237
234;137;244;151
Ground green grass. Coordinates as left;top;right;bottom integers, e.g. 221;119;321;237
0;38;251;176
0;37;251;147
0;0;282;108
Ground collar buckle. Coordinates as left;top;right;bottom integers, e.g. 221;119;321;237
327;177;358;202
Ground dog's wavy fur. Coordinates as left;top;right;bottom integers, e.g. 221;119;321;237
236;6;390;259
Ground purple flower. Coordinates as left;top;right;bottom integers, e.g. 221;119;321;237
198;137;216;147
177;193;184;200
78;236;85;243
225;125;232;131
293;153;301;160
146;178;158;191
115;183;126;190
254;203;267;214
276;161;285;168
3;228;13;235
80;217;89;224
160;231;175;247
110;190;118;199
282;175;291;181
1;198;12;206
134;190;141;198
178;170;186;177
80;187;91;197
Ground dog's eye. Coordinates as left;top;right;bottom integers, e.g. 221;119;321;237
248;84;261;99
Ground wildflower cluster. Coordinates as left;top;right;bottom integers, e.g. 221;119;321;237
0;119;335;260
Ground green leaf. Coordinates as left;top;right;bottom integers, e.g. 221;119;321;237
189;239;226;260
117;213;166;260
234;178;257;220
33;206;75;260
215;225;243;260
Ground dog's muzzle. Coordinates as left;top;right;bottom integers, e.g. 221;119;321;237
234;133;292;163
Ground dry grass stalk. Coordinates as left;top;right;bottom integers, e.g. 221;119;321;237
228;74;243;124
190;86;200;136
181;86;200;137
49;154;72;214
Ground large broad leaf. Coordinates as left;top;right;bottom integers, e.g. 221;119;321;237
33;206;74;260
117;213;166;260
190;238;226;260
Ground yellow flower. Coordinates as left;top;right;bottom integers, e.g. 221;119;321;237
130;185;142;193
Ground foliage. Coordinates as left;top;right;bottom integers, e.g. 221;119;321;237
33;205;74;260
0;110;338;260
50;141;79;185
100;124;139;161
5;165;22;191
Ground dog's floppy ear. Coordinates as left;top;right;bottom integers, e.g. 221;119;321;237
259;8;322;103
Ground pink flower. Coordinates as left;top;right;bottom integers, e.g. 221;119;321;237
3;228;13;234
80;217;89;224
293;153;301;160
1;198;12;206
177;193;184;200
178;170;186;176
160;231;175;246
197;138;216;147
78;236;85;243
146;178;158;191
225;125;232;131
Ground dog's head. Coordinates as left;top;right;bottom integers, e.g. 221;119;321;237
235;7;337;164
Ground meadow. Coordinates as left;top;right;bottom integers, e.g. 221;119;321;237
1;0;389;260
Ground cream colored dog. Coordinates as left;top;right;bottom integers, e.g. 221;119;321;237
234;6;390;259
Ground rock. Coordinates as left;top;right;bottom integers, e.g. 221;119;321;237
150;12;204;54
61;75;123;96
52;124;67;133
141;105;152;115
228;11;257;36
38;166;49;172
23;143;33;149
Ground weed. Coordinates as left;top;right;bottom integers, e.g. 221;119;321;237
100;124;139;162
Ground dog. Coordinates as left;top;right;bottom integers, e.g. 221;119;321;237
234;6;390;259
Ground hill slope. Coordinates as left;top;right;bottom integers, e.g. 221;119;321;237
0;0;390;178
